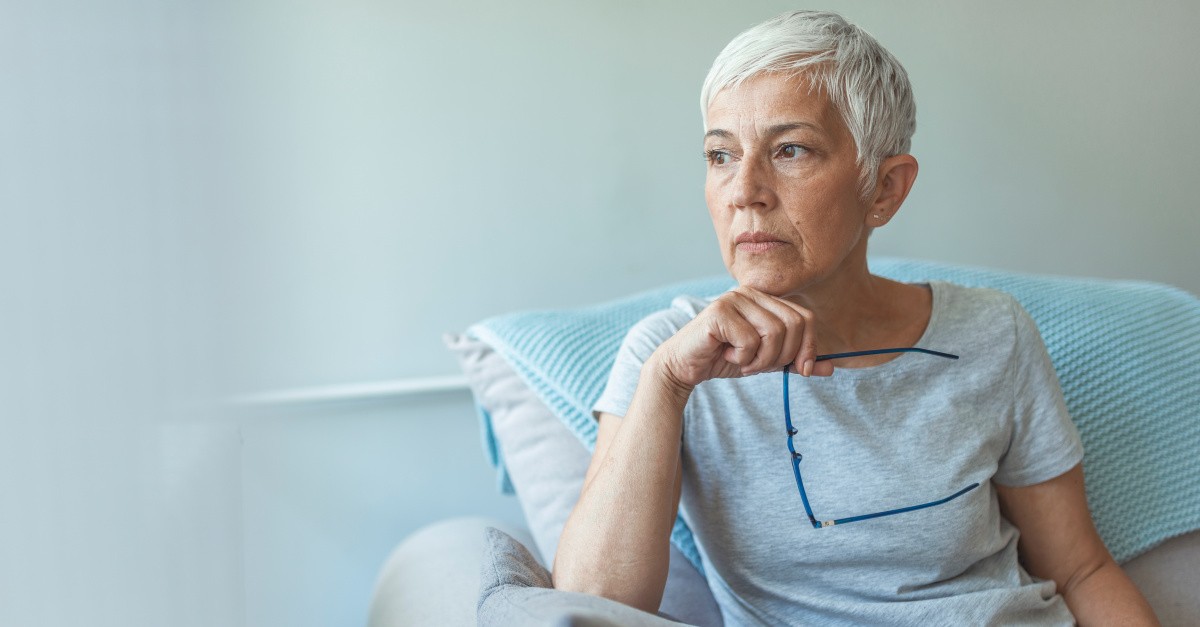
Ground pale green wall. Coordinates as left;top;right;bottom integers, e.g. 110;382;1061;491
214;0;1200;394
3;2;1197;626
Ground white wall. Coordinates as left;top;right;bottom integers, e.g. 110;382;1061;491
2;2;242;626
3;1;1197;626
214;0;1200;395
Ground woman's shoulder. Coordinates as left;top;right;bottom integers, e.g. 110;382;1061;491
929;281;1035;350
932;280;1025;322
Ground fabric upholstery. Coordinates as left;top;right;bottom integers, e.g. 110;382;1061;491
1121;530;1200;626
445;333;724;626
367;517;536;627
445;333;589;562
478;526;691;627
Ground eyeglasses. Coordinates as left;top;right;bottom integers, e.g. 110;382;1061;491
783;348;979;529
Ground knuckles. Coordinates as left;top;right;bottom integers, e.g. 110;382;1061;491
660;288;832;383
704;290;810;334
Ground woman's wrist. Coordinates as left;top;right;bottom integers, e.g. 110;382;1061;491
642;349;697;408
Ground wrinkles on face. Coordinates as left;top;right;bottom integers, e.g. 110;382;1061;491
703;72;870;299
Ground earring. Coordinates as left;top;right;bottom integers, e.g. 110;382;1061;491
873;213;882;220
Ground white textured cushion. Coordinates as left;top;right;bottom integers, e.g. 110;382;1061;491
445;333;723;626
445;333;590;566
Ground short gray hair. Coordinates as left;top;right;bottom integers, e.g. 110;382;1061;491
701;10;916;196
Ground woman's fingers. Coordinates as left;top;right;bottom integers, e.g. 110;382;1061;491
726;294;788;374
809;359;836;377
710;304;763;368
759;294;818;376
730;289;836;378
666;286;836;385
720;288;816;376
736;291;808;374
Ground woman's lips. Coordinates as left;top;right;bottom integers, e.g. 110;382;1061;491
737;241;785;253
735;231;787;253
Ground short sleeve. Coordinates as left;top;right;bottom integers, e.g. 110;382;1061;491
994;299;1085;487
592;299;700;420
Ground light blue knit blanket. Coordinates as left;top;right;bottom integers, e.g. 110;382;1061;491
467;258;1200;573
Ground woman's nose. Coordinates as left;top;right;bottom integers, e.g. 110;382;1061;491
730;157;772;211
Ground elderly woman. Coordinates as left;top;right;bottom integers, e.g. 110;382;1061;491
553;10;1158;626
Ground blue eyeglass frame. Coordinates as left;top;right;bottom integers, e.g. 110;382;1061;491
783;348;980;529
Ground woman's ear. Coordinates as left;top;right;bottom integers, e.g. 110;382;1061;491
866;154;918;226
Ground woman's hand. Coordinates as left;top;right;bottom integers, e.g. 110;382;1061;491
655;286;835;390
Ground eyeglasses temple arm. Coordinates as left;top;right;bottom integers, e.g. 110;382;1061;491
828;483;980;526
813;347;959;362
783;369;822;529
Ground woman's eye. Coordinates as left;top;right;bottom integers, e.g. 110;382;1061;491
777;144;807;159
703;149;732;165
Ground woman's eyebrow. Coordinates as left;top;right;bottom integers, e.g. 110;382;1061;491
765;121;821;136
703;121;823;142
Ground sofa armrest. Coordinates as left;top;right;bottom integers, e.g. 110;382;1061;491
368;517;538;627
1121;529;1200;626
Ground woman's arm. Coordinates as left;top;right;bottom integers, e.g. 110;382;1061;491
553;286;826;613
996;464;1159;626
552;357;688;613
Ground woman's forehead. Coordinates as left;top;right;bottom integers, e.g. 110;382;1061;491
704;73;842;140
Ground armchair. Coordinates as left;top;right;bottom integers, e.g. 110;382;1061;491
370;258;1200;626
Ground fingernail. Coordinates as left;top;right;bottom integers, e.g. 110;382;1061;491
802;360;813;377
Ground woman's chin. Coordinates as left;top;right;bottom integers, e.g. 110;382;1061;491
732;270;800;297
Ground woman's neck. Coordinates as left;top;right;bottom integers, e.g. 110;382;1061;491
782;258;932;362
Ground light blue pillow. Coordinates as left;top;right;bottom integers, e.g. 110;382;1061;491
467;257;1200;569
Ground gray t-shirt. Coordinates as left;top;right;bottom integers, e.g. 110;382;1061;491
594;281;1083;626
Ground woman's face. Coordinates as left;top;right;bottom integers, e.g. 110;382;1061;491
704;72;874;298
